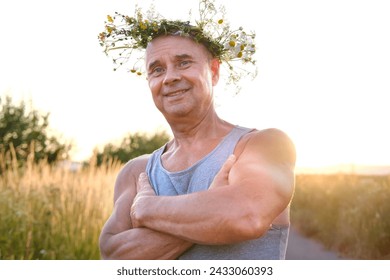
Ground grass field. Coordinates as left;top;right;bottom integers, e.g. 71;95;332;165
1;156;389;259
0;156;118;259
291;174;390;259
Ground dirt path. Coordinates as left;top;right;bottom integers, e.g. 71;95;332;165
286;226;345;260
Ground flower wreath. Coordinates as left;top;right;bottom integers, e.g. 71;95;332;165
98;0;257;93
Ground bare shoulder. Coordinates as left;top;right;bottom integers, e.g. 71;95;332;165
236;128;296;168
113;154;150;202
232;128;296;218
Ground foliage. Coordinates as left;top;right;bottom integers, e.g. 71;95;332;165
291;174;390;259
94;131;170;167
0;96;71;172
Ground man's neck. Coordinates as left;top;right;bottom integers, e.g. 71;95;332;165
168;111;232;147
162;112;235;172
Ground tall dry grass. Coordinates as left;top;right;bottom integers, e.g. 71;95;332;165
2;145;390;259
0;151;120;259
291;174;390;259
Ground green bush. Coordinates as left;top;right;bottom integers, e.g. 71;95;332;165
0;95;71;172
94;131;170;166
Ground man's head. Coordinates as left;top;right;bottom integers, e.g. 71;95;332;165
99;0;256;93
145;35;220;121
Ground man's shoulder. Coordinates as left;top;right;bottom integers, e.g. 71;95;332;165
248;128;295;147
113;154;151;199
118;154;150;180
239;128;296;167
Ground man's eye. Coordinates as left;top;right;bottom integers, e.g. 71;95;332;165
150;67;164;76
179;60;191;67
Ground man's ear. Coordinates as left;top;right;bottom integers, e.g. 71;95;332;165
210;58;220;86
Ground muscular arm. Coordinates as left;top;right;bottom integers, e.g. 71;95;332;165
99;156;192;259
131;129;296;245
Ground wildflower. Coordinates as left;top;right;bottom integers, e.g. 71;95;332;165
139;22;147;30
98;32;106;41
218;19;223;24
229;40;236;47
107;15;114;23
106;26;113;34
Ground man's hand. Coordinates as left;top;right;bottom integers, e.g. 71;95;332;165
209;154;236;189
130;155;236;229
131;172;156;228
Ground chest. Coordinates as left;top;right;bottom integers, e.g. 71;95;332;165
161;139;223;172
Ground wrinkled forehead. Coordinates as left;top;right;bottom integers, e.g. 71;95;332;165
145;35;212;63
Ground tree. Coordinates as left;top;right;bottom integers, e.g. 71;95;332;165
0;95;71;171
94;131;170;166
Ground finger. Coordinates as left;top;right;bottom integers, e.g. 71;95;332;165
137;172;148;192
219;154;236;177
138;172;148;182
212;154;237;187
138;172;156;194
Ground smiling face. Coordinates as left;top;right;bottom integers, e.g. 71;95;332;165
145;35;220;123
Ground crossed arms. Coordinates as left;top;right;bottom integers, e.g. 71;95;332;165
99;129;296;259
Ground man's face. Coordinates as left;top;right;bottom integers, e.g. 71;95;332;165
145;35;220;121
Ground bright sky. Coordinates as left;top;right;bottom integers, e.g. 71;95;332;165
1;0;389;169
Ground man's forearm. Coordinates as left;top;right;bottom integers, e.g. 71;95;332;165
131;158;258;245
132;185;262;245
100;227;193;260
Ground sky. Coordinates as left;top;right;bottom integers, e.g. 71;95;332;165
1;0;390;169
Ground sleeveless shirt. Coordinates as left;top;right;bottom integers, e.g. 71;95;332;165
145;125;289;259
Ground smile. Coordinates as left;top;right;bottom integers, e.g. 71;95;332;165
165;89;189;97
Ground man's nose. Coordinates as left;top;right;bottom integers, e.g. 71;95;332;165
163;66;181;85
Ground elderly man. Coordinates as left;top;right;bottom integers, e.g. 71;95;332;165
99;1;295;260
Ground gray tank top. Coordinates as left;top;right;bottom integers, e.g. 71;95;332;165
146;125;289;259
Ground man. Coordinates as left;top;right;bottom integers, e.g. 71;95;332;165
99;4;296;260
